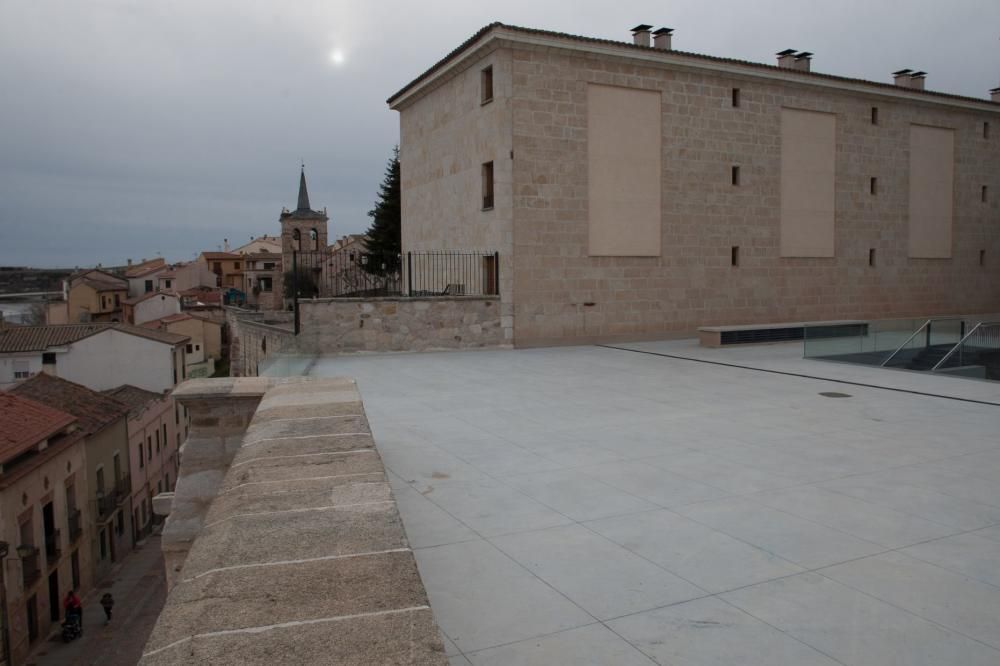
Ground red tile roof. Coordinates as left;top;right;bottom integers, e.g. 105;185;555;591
10;374;128;437
124;258;167;278
0;391;77;462
102;384;165;417
387;22;1000;108
200;252;241;261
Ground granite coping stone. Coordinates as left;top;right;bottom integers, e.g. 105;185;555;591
140;608;443;666
142;377;446;665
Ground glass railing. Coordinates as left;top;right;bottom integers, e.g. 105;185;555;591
932;322;1000;379
880;318;965;369
804;318;928;365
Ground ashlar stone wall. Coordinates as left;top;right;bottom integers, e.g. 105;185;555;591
296;296;505;355
507;44;1000;346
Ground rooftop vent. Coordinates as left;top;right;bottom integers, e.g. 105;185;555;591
992;87;1000;103
909;70;927;90
652;27;673;50
794;51;813;72
631;24;653;47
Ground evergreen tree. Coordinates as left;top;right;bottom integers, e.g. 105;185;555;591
364;146;401;260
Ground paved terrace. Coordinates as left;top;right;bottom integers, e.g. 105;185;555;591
301;341;1000;665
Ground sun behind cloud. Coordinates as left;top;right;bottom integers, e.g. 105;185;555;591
329;48;346;66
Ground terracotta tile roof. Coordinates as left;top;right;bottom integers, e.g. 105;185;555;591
102;384;165;418
10;374;128;437
114;323;189;345
69;268;126;286
141;313;193;329
124;258;167;278
79;278;128;293
387;22;1000;108
200;252;241;261
0;391;77;462
0;323;113;352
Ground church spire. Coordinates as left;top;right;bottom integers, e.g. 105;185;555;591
297;164;311;212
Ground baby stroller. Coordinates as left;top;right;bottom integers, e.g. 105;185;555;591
62;612;82;643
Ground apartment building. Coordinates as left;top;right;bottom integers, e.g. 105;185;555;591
102;385;178;544
11;374;134;583
123;290;181;325
389;23;1000;346
142;313;222;378
123;258;168;298
63;270;128;324
198;252;244;290
0;393;91;664
0;323;189;392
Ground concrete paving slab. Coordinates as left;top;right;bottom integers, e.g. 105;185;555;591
722;573;1000;665
608;596;841;666
490;524;704;620
585;509;803;593
673;497;887;569
821;551;1000;649
414;539;593;653
902;531;1000;587
749;485;960;548
468;623;655;665
418;476;573;537
503;469;657;521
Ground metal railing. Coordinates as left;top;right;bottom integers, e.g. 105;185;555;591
932;322;1000;372
21;549;40;587
67;509;83;542
44;530;60;564
292;250;500;300
880;318;964;368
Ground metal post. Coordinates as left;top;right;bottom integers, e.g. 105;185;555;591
407;252;413;297
292;251;300;336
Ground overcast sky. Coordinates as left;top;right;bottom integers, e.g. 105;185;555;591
1;0;997;268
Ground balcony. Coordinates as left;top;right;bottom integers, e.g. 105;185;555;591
117;475;132;501
67;509;83;542
20;548;40;588
44;530;61;565
96;477;133;521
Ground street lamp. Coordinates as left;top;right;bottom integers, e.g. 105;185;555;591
0;540;10;666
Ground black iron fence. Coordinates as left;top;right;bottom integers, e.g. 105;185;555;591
291;250;499;300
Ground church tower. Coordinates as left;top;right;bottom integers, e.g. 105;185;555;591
280;167;330;263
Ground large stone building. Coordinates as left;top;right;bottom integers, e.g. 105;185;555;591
388;23;1000;347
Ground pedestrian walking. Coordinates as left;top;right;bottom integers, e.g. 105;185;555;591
100;593;114;623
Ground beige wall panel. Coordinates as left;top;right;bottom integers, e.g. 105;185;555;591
780;108;837;257
908;124;954;258
587;84;662;256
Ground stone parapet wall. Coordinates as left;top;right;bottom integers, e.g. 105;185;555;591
296;295;507;355
225;307;295;376
144;377;446;665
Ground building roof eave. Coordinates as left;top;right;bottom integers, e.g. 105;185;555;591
387;22;1000;113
